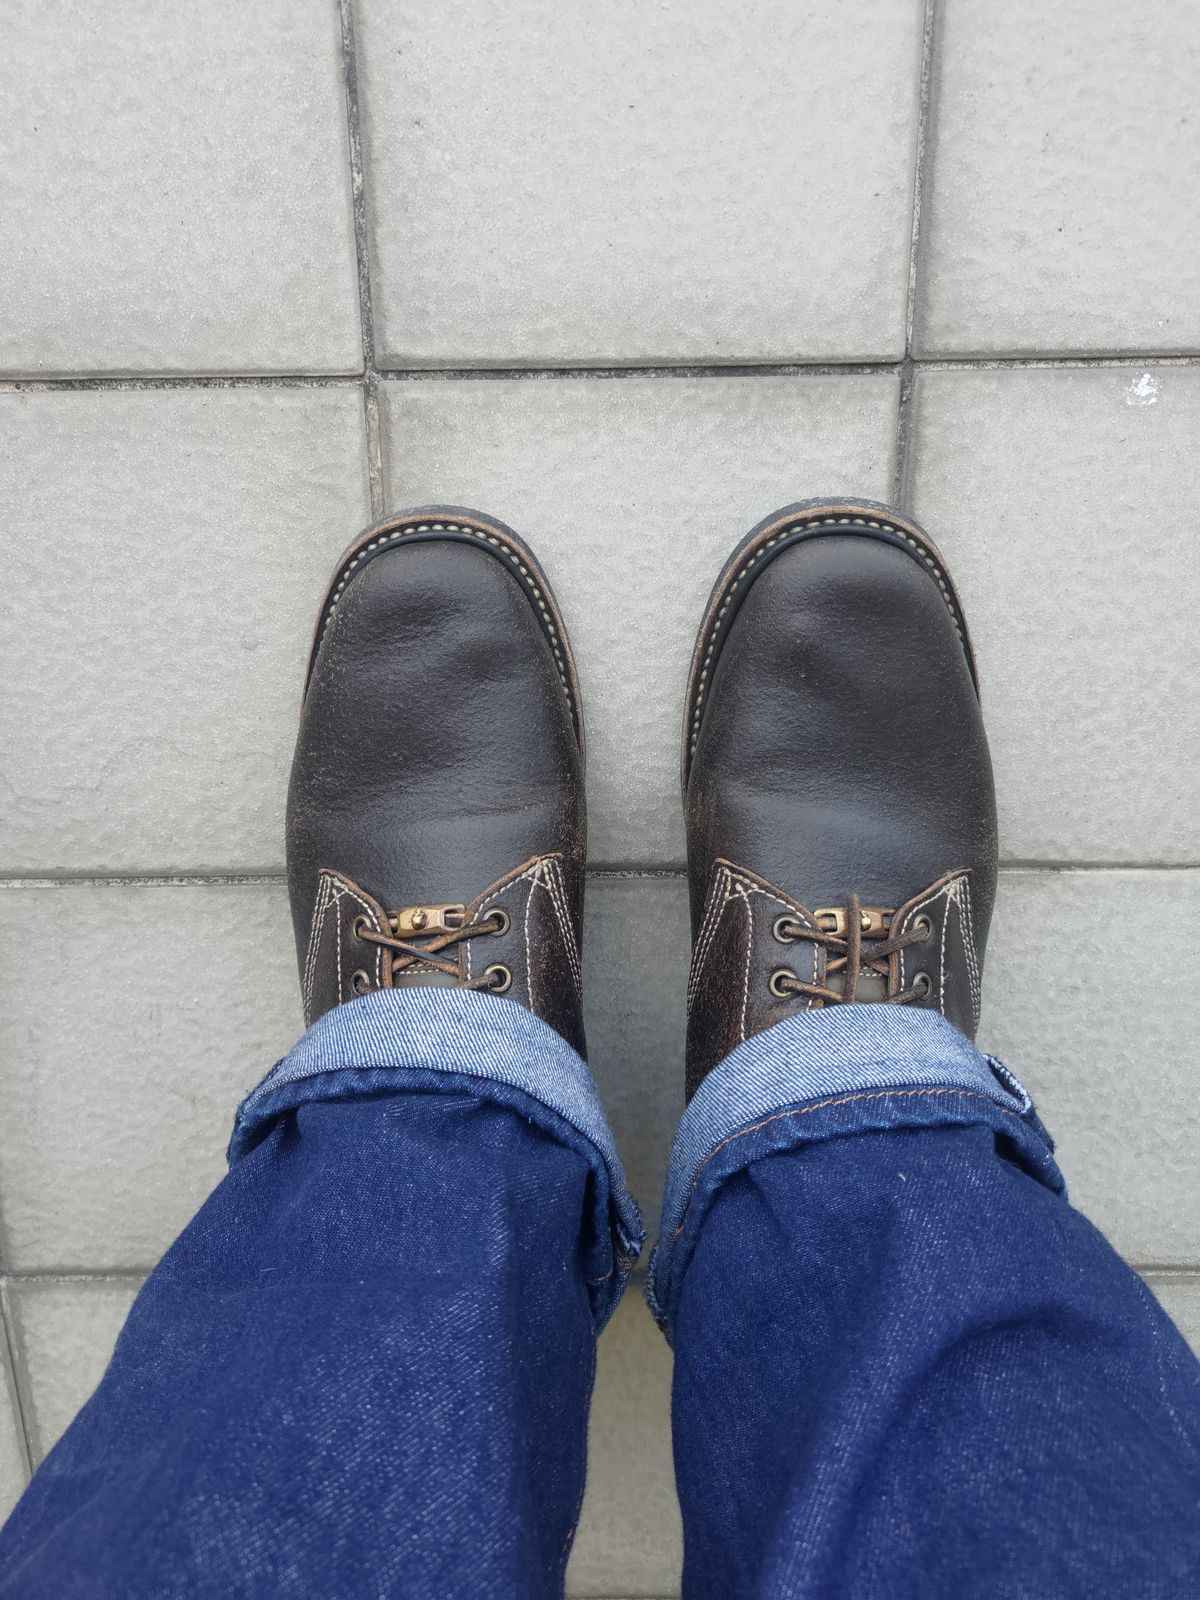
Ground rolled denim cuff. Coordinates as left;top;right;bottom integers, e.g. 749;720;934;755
231;988;644;1332
647;1006;1062;1338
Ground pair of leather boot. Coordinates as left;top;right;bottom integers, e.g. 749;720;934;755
288;501;995;1098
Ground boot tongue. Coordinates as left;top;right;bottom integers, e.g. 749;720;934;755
813;900;895;1004
390;968;461;989
385;900;472;988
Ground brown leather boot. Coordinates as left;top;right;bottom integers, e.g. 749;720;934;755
683;499;997;1098
287;507;587;1055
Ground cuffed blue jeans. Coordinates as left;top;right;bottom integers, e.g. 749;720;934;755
1;991;1197;1597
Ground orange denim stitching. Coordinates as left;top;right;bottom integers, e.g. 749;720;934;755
673;1086;1019;1237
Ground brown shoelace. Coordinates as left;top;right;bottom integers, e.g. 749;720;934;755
356;907;511;991
770;893;931;1006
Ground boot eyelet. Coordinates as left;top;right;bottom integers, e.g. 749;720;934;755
772;916;801;944
352;915;370;938
487;907;511;937
350;969;372;994
768;968;796;999
913;972;932;998
914;915;933;940
484;963;512;994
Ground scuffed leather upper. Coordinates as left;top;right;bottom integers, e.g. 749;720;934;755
685;520;998;1097
287;523;586;1054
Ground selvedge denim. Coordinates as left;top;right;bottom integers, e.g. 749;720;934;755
0;992;1196;1597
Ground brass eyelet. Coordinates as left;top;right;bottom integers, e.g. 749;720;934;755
768;968;796;999
914;915;933;940
913;972;932;998
487;907;511;937
484;963;512;994
352;915;369;938
350;969;372;994
772;915;801;944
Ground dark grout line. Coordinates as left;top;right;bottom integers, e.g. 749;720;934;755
0;873;289;889
336;0;384;519
376;360;903;381
0;1282;34;1479
0;862;1197;890
0;1272;148;1287
0;374;364;393
6;353;1198;396
893;0;939;510
910;352;1200;371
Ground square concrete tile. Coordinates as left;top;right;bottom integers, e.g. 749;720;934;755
381;374;899;865
0;872;681;1275
983;869;1200;1266
0;1317;29;1521
1143;1276;1200;1357
918;0;1200;355
0;884;300;1272
908;366;1200;865
585;875;689;1231
0;389;370;874
590;867;1200;1269
7;1280;140;1463
358;0;922;365
568;1294;680;1598
0;0;361;375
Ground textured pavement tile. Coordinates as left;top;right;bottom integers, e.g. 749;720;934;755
1143;1276;1200;1357
381;374;899;865
0;873;681;1273
0;884;301;1272
908;366;1200;864
8;1280;140;1463
0;1321;29;1519
568;1294;680;1597
0;389;370;874
918;0;1200;355
358;0;922;365
584;875;688;1231
0;0;361;375
982;870;1200;1266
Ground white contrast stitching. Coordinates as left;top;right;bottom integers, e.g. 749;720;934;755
542;857;583;996
734;882;754;1042
302;873;333;1021
316;521;575;720
899;879;949;999
524;873;536;1014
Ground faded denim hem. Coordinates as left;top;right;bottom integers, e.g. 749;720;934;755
230;988;644;1331
647;1006;1062;1338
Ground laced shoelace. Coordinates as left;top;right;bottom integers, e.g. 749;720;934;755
769;893;933;1006
352;906;512;993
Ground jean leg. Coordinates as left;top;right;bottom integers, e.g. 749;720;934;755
0;991;642;1599
653;1008;1200;1599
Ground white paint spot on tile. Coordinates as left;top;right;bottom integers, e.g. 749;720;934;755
1125;372;1160;407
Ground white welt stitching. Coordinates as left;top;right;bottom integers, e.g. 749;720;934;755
688;514;967;758
318;521;575;720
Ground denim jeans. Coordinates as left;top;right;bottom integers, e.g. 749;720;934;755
0;991;1197;1597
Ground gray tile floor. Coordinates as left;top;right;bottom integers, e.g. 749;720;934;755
1;1;1197;1594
